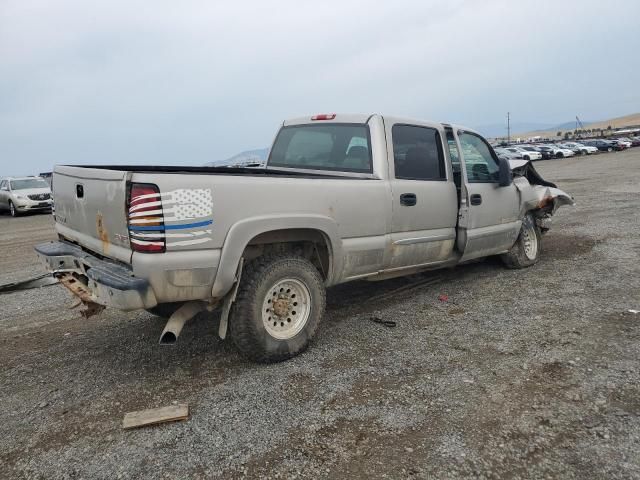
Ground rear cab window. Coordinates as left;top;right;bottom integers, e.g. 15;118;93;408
391;125;446;180
268;124;372;173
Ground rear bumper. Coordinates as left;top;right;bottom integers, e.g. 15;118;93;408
35;241;157;311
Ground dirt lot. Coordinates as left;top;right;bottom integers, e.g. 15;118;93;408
1;150;640;479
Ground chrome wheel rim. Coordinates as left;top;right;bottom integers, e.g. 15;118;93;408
522;221;538;260
262;278;311;340
10;203;15;216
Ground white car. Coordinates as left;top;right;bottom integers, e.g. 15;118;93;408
535;145;575;159
0;176;53;217
613;138;632;148
560;142;598;155
504;146;542;161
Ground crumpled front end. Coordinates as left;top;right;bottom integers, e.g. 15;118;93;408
509;159;575;229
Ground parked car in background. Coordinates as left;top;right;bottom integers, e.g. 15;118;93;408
494;148;521;161
0;176;53;217
611;138;632;148
536;145;575;159
525;145;555;160
583;139;621;152
559;142;598;155
630;137;640;147
503;146;542;161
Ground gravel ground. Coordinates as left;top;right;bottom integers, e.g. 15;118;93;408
1;150;639;479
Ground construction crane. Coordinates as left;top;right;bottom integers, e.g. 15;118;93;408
575;116;585;130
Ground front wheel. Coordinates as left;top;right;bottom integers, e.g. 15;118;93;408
607;147;613;152
500;214;541;269
229;254;326;363
9;201;19;217
556;152;564;159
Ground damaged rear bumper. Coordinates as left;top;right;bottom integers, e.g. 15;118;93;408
35;241;157;311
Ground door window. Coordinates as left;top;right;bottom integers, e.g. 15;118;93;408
392;125;445;180
458;131;500;183
0;180;6;190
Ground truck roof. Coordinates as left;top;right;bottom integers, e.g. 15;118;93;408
282;114;482;136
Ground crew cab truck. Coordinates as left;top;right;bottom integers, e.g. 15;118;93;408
35;114;573;362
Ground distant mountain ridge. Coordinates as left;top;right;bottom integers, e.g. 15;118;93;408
475;120;596;138
206;148;269;167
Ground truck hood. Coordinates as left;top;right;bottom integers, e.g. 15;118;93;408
13;187;51;196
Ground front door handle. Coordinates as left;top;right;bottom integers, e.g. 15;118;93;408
470;194;482;206
400;193;417;206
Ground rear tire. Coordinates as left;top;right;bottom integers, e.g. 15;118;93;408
607;147;613;152
229;254;326;363
500;214;541;269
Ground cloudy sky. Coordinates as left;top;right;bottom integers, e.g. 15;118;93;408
1;0;638;175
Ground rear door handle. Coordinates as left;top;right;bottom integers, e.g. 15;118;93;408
400;193;417;206
470;194;482;206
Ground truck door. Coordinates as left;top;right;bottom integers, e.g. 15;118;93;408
452;129;521;262
386;121;458;270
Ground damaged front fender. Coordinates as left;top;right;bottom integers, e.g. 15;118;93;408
509;159;575;216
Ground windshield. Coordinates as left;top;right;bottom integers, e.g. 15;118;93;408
10;178;49;190
268;124;372;173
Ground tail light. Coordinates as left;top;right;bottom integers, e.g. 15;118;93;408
127;183;165;253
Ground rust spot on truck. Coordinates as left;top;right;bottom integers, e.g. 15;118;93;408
59;273;105;319
96;212;110;253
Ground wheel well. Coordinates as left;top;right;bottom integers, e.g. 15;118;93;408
242;229;332;280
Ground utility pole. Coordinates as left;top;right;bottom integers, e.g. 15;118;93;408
507;112;511;144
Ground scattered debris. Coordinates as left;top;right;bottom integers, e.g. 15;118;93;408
123;404;189;430
369;316;397;328
38;401;48;409
629;309;639;314
0;274;58;294
438;294;449;302
448;307;465;315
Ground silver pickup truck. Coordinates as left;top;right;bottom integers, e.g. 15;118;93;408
36;114;573;362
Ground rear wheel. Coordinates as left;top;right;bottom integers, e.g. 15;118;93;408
229;254;326;363
607;147;613;152
500;213;541;269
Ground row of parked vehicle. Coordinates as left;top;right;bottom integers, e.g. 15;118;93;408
494;136;640;161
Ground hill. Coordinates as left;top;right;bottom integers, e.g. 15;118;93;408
511;112;640;140
206;148;269;167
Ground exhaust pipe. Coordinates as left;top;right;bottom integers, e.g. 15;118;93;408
159;301;207;345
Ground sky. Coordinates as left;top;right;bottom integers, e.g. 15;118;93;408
1;0;639;175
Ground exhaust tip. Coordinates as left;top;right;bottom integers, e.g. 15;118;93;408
159;331;177;345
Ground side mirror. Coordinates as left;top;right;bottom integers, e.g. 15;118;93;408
498;157;513;187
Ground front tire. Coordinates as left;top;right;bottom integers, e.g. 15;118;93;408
9;201;18;217
229;254;326;363
500;214;541;269
556;152;564;159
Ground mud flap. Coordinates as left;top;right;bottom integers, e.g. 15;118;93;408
218;258;244;339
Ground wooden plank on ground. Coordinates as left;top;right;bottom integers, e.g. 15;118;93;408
122;404;189;430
